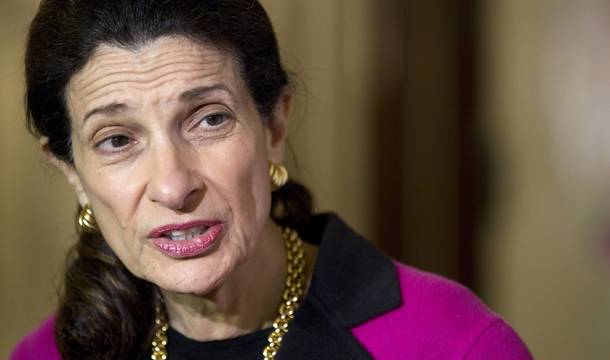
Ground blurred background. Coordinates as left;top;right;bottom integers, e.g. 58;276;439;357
2;0;610;358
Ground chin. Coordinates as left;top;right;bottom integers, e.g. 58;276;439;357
150;255;241;296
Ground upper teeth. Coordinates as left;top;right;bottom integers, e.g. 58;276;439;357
164;226;207;241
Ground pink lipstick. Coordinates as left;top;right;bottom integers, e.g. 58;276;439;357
149;221;224;258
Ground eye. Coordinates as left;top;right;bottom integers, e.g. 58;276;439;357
188;109;234;138
99;135;131;150
201;114;226;127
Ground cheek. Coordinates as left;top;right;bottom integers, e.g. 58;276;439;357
80;168;146;267
69;139;146;273
86;168;141;222
213;134;271;225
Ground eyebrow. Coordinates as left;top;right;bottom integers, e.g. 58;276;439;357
179;84;239;104
82;103;129;124
81;84;238;124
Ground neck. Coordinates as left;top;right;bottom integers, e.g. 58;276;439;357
160;218;286;341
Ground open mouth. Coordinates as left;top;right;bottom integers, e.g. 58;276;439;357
150;222;224;258
162;226;209;241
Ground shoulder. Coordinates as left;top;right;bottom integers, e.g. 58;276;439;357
10;315;61;360
297;214;532;359
393;263;494;325
351;263;533;360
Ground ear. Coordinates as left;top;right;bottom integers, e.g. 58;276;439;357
265;90;291;164
41;137;90;207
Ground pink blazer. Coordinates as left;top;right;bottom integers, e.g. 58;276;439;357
11;214;533;360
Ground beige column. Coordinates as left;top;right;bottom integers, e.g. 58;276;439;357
262;0;376;240
479;0;610;358
0;1;76;357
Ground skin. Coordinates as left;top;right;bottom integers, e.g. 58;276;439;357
44;36;318;341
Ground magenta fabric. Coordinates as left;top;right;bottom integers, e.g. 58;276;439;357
351;262;533;359
10;315;60;360
10;263;533;359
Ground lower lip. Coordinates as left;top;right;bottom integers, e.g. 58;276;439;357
151;224;224;258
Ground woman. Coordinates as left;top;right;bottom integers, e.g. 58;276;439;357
11;0;533;359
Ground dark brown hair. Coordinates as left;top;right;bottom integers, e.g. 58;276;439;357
25;0;312;358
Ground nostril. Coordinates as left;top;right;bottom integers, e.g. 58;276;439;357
177;186;206;213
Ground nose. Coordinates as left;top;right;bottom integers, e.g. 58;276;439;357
145;140;204;211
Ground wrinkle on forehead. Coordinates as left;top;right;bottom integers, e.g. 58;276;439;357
67;36;240;124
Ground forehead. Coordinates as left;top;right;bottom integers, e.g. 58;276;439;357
66;37;243;120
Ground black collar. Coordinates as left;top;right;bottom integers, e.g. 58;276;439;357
297;213;402;327
277;214;402;359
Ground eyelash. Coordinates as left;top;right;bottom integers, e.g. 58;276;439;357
92;110;233;154
196;112;231;129
96;134;133;152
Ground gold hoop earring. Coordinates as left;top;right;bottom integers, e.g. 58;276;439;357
269;162;288;191
78;203;99;233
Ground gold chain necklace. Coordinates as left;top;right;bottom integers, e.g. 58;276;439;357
151;226;306;360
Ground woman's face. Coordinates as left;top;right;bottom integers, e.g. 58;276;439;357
58;37;288;294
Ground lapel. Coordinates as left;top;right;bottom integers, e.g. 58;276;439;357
276;214;402;359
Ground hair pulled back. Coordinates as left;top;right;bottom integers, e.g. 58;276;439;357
25;0;312;358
